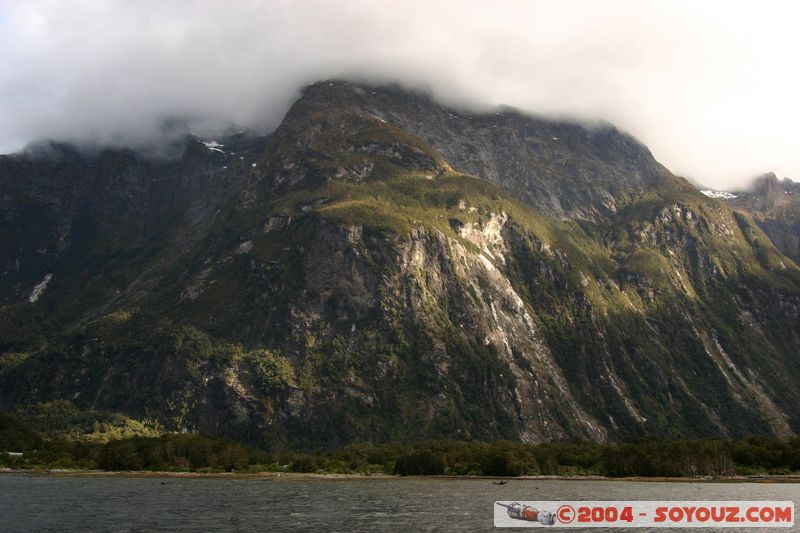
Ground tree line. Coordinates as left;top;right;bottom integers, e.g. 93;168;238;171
3;413;800;476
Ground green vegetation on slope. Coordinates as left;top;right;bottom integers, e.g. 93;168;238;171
2;81;800;451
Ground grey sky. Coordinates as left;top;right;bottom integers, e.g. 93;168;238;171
1;0;798;188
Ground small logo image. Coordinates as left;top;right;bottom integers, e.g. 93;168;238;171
496;502;556;525
556;504;575;524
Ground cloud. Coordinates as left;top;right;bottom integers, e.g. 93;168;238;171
2;0;800;188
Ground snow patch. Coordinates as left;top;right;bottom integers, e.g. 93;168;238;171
28;273;53;303
200;140;225;153
701;189;738;199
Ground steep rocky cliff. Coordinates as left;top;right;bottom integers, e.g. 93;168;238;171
715;173;800;264
1;82;799;449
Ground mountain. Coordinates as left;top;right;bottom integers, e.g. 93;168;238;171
706;173;800;264
1;81;799;449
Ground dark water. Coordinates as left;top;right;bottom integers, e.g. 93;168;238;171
0;474;797;532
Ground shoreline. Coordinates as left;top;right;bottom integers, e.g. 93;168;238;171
3;468;800;483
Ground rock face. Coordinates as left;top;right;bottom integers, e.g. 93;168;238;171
291;82;685;223
721;173;800;264
1;81;800;449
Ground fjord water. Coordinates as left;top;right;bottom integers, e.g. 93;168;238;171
0;475;797;532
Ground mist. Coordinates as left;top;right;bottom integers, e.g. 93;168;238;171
2;0;799;189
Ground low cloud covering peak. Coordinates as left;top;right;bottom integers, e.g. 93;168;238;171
2;1;799;188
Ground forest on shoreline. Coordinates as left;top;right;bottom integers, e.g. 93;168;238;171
3;412;800;477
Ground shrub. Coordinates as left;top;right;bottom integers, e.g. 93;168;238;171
394;450;445;475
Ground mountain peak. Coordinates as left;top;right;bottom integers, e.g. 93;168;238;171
279;80;685;222
2;79;800;448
